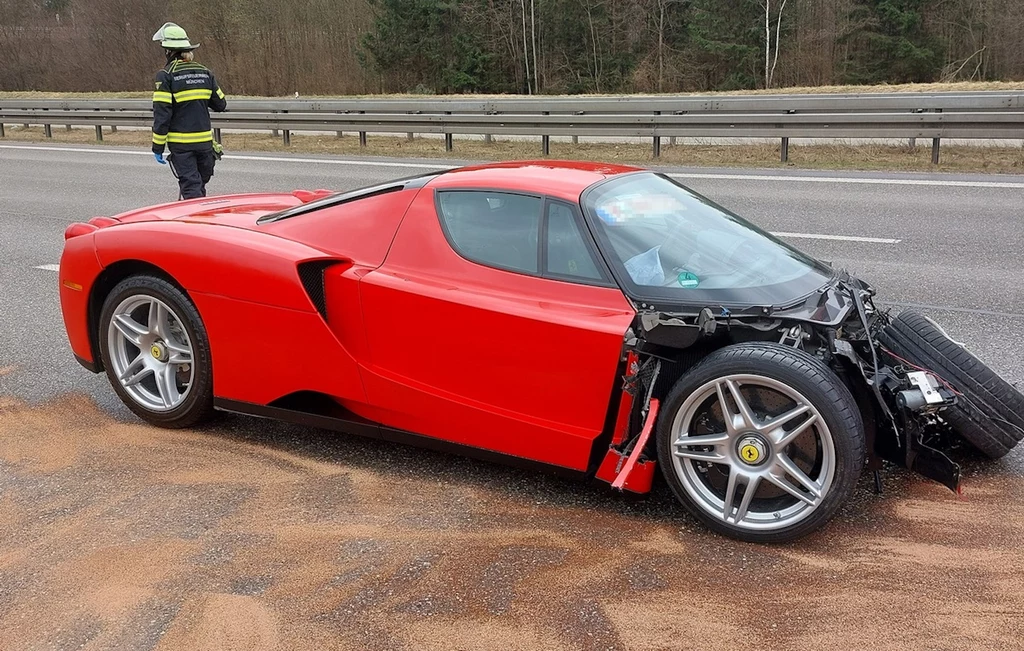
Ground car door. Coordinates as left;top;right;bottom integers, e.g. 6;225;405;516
357;186;636;471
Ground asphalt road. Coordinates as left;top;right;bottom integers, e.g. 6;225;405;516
1;143;1023;649
3;142;1023;410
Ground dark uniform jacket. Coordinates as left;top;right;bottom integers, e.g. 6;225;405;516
151;60;227;154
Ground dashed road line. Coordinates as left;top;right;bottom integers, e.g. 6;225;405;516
771;232;901;244
668;172;1024;189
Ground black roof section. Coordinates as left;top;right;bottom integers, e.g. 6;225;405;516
255;168;449;224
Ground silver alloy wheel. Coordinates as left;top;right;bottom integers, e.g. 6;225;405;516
669;374;836;531
106;294;195;412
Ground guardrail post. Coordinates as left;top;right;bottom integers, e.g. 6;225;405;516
213;128;222;143
65;124;72;132
653;111;661;158
781;137;790;163
0;123;5;138
931;138;941;164
359;111;367;147
44;123;52;138
95;126;103;142
282;110;290;145
444;111;453;152
110;126;117;133
542;111;550;156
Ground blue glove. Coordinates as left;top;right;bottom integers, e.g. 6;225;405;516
154;152;167;165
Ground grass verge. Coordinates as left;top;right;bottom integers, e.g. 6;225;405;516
4;125;1024;174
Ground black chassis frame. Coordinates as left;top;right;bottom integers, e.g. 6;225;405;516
619;269;964;494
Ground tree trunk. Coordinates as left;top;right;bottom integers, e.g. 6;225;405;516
530;0;539;93
521;0;532;93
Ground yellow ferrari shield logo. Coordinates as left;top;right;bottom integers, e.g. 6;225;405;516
740;444;760;463
151;345;162;358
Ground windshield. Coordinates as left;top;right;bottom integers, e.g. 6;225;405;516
580;172;834;307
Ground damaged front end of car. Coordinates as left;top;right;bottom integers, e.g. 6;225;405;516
600;270;966;496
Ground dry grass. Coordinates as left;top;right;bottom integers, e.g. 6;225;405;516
4;125;1024;174
1;79;1023;101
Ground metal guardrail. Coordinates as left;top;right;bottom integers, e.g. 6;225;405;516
3;91;1024;163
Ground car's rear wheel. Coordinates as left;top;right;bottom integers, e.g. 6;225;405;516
875;310;1024;459
656;343;865;543
97;275;214;428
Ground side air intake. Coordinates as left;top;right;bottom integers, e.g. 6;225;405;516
297;260;336;320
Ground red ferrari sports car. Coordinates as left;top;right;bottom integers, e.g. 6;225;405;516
58;160;1024;542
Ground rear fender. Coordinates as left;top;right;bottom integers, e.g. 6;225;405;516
83;222;369;404
92;221;343;312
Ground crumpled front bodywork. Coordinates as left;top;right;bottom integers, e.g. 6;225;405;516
601;270;964;495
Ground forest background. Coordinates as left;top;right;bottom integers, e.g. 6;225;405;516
2;0;1021;95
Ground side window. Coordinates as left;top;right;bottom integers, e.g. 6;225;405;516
437;191;541;274
545;201;604;282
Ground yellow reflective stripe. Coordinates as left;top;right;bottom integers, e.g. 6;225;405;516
216;87;225;99
152;91;172;103
172;89;213;103
152;133;168;144
167;130;213;143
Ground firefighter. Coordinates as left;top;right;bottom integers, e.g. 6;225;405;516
150;22;227;199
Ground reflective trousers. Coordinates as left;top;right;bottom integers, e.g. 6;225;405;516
167;146;216;199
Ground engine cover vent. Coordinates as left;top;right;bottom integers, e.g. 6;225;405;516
297;260;336;320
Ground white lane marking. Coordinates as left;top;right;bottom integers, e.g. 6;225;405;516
34;264;60;271
770;232;901;244
668;172;1024;189
3;144;1024;187
0;145;456;170
882;301;1024;319
225;154;457;169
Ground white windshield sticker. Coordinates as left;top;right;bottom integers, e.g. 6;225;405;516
596;194;686;223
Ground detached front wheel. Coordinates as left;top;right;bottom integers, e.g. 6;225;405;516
656;343;865;543
876;310;1024;459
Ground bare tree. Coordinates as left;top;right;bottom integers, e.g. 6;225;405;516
651;0;684;92
520;0;532;93
530;0;539;92
757;0;788;88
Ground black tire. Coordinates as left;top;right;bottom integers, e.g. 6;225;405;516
656;342;865;544
97;275;214;428
875;310;1024;459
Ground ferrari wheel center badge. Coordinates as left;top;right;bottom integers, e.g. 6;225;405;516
737;436;767;466
151;342;167;362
